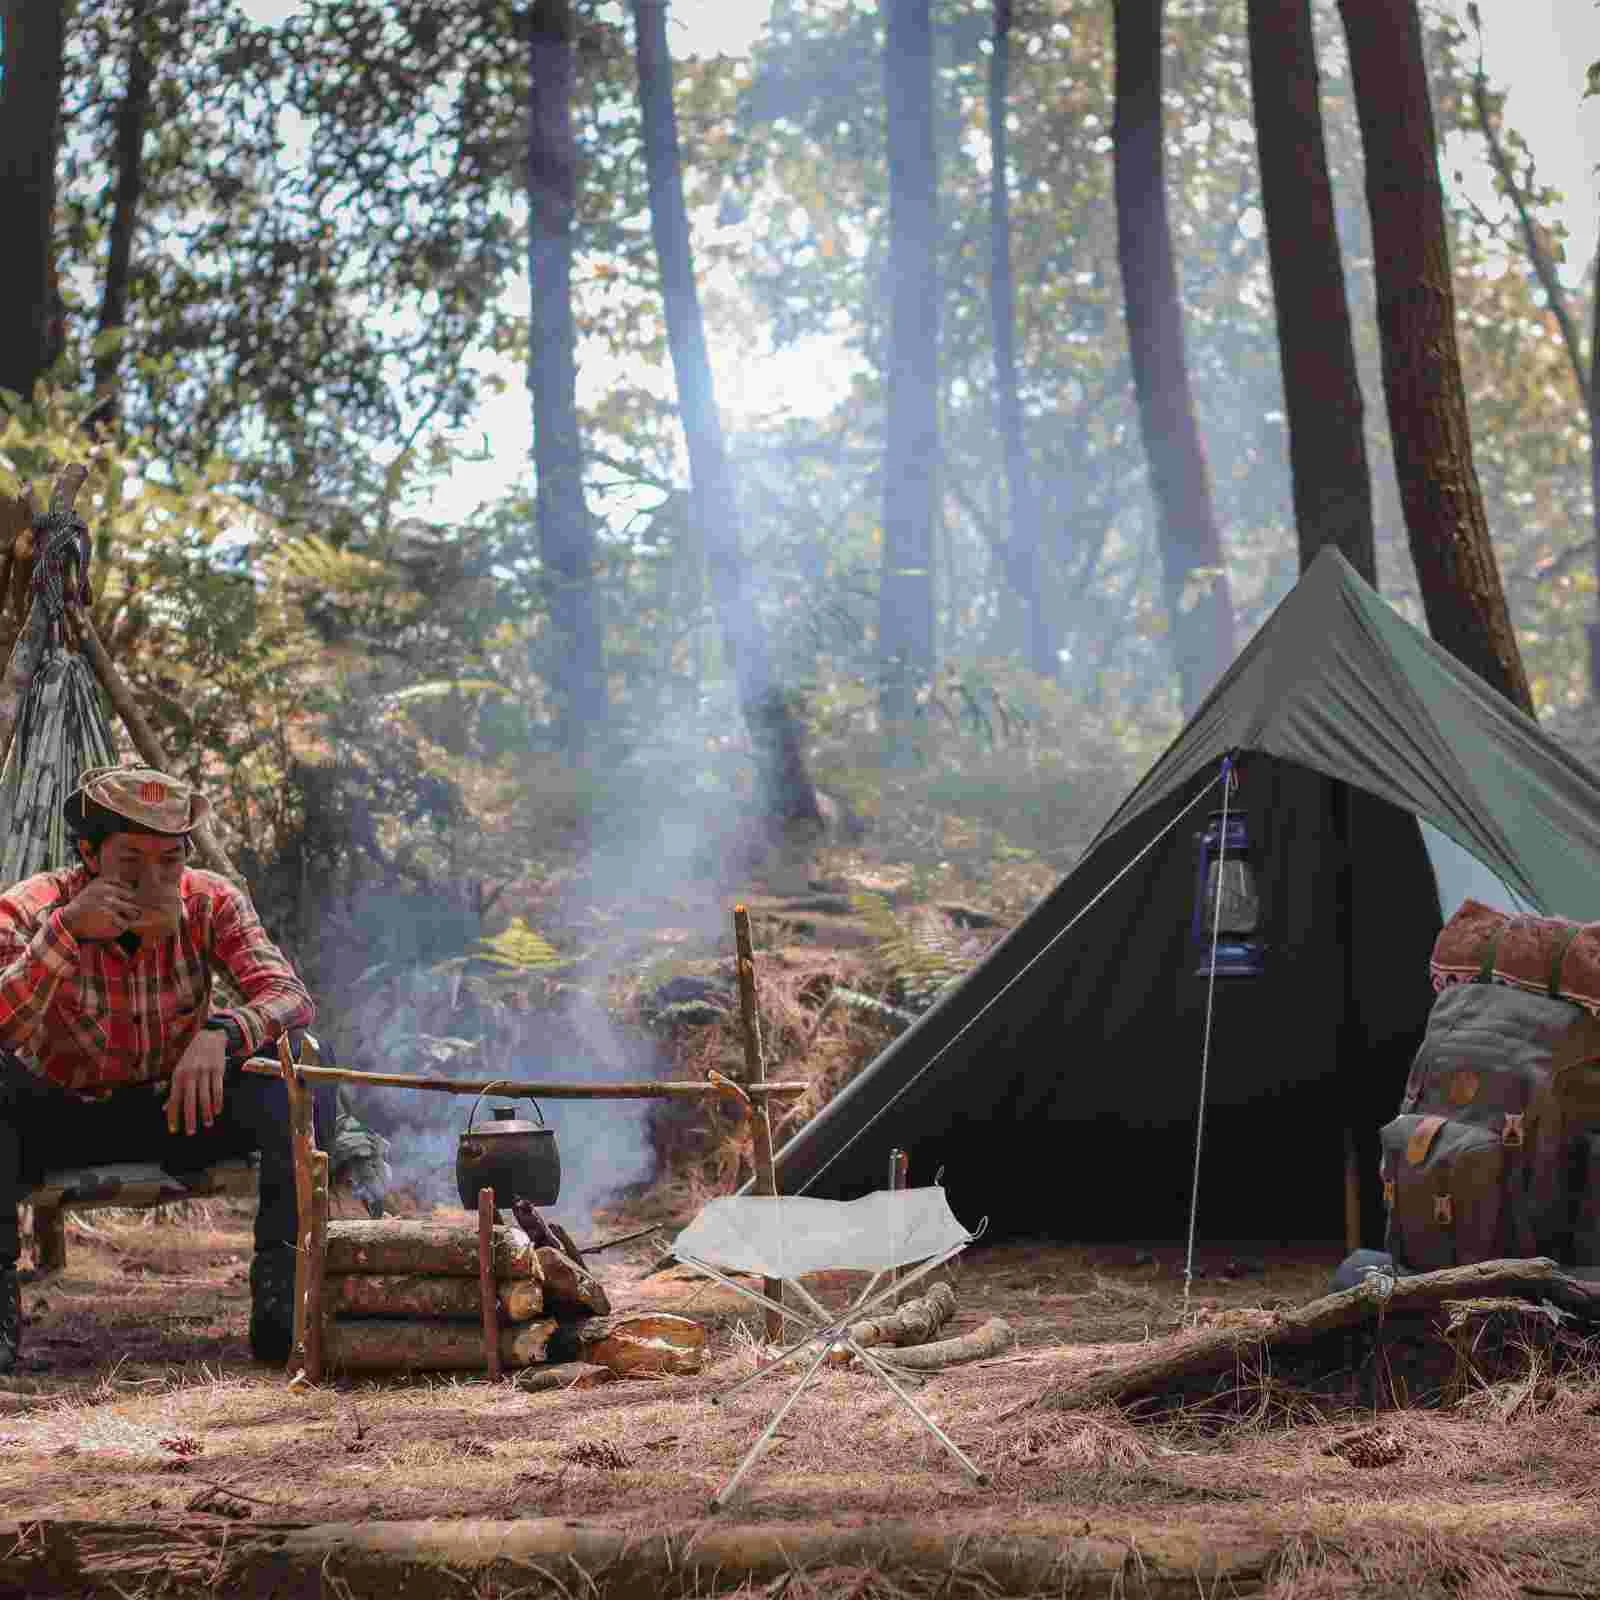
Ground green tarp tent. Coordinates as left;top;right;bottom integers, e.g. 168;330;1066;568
775;548;1600;1242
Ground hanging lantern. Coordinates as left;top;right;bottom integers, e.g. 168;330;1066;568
1191;808;1266;978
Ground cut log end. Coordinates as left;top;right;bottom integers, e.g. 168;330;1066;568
556;1313;706;1378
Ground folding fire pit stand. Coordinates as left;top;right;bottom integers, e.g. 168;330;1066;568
671;1187;990;1511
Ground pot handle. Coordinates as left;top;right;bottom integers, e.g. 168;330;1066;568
463;1083;547;1132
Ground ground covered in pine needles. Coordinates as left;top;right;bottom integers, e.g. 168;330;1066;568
5;1208;1600;1596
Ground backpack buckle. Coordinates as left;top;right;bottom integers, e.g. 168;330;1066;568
1434;1194;1454;1225
1502;1112;1525;1149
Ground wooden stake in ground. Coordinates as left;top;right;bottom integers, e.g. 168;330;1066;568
887;1147;908;1306
281;1036;316;1380
733;904;783;1343
478;1187;501;1380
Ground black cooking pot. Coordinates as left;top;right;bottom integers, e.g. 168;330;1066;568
455;1089;561;1210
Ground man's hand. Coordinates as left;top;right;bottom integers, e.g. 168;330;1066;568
166;1029;227;1136
59;878;145;941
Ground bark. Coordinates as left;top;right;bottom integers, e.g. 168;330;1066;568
879;0;939;749
324;1272;546;1323
323;1315;556;1373
632;0;821;828
528;0;606;759
0;0;66;404
534;1245;610;1314
1337;0;1534;716
0;1516;1282;1600
987;0;1051;676
830;1281;956;1363
1245;0;1376;586
92;0;176;428
868;1315;1014;1370
550;1312;706;1376
1024;1257;1600;1414
323;1219;541;1279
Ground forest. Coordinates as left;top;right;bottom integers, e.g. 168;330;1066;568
0;0;1595;1186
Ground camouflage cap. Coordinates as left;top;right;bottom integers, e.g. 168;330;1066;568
63;763;211;836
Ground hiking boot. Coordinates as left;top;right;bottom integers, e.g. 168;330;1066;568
0;1264;19;1375
248;1247;297;1365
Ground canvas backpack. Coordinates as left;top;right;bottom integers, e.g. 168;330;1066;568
1381;952;1600;1273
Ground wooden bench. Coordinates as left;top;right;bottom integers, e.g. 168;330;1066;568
22;1157;259;1273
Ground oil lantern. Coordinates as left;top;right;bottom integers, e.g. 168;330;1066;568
1191;808;1266;978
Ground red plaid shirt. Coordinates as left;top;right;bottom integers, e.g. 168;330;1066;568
0;865;314;1093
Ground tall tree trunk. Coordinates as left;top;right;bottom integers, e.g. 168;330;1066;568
880;0;939;755
632;0;820;828
987;0;1050;678
92;0;171;430
1111;0;1235;713
1337;0;1534;716
1246;0;1376;587
528;0;606;761
0;0;67;405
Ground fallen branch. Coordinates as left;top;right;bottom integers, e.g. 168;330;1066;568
870;1316;1014;1371
829;1282;956;1363
1020;1257;1600;1415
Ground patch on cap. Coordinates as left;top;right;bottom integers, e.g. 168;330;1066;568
138;780;167;804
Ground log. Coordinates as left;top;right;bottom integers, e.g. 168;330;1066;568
323;1219;542;1280
868;1317;1014;1371
535;1246;609;1315
551;1313;706;1377
324;1273;545;1323
513;1362;615;1394
0;1515;1282;1600
842;1281;956;1355
323;1316;557;1373
1021;1257;1600;1415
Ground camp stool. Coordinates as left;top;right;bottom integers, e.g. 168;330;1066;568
671;1185;990;1510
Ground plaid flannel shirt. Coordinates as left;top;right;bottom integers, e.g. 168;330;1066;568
0;865;314;1094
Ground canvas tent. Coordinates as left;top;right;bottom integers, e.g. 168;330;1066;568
773;548;1600;1243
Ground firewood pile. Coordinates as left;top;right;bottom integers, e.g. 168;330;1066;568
315;1203;705;1381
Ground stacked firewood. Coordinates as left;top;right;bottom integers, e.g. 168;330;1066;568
316;1207;706;1379
320;1219;556;1372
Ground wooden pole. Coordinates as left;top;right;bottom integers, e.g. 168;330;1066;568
65;601;242;883
238;1058;807;1100
733;904;783;1344
306;1150;329;1385
280;1036;315;1378
478;1186;502;1381
1343;1126;1363;1255
887;1147;908;1305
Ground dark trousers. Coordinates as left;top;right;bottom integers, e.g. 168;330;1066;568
0;1055;335;1262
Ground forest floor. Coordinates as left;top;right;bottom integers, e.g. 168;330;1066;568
5;867;1600;1595
4;1205;1600;1597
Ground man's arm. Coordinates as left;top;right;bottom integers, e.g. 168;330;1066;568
204;881;315;1056
0;881;79;1062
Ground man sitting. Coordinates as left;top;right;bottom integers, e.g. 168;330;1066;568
0;764;321;1373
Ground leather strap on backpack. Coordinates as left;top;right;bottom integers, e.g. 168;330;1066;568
1548;924;1583;999
1474;922;1584;1000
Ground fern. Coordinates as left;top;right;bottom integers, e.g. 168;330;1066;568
850;893;968;1001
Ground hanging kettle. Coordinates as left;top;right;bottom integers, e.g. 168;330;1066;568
455;1089;561;1211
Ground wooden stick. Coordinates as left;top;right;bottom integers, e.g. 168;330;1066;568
306;1150;329;1385
733;904;782;1344
64;601;242;884
280;1037;314;1377
238;1058;807;1099
887;1147;908;1305
478;1187;502;1381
